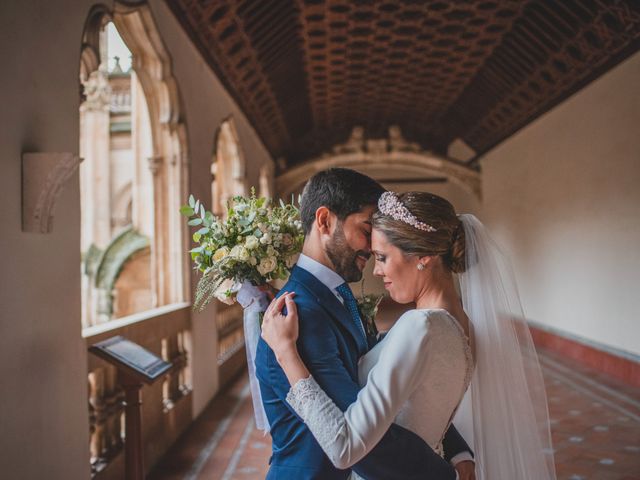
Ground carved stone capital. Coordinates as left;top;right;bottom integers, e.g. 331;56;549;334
81;68;111;112
21;152;83;234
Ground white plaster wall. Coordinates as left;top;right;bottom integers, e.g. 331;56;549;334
480;52;640;356
0;1;273;478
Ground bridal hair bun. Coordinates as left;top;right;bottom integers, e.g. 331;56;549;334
446;221;466;274
372;191;467;273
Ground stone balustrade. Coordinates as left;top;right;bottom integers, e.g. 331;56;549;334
215;302;246;387
83;303;191;479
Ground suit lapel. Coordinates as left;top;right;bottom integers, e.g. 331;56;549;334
289;266;367;356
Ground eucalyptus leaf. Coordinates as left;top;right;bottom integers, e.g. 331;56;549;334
189;194;195;208
196;227;210;235
180;205;195;217
188;218;203;226
200;204;205;218
193;232;202;242
195;200;200;214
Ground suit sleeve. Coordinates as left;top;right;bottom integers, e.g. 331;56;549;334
269;304;457;480
442;424;473;463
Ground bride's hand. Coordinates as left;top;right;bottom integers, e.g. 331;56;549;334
261;292;298;358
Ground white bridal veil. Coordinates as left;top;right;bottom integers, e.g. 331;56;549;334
454;214;556;479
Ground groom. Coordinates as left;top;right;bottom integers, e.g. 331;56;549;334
255;168;474;479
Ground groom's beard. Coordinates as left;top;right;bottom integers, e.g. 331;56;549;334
325;223;370;283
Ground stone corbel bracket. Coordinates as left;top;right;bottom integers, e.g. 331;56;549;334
22;152;83;234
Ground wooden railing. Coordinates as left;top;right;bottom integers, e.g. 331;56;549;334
83;303;192;479
216;303;247;387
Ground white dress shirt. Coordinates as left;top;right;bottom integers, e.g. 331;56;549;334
296;253;346;305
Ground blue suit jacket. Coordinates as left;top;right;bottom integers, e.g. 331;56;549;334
256;266;471;479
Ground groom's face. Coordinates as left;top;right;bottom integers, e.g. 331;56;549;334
325;205;376;283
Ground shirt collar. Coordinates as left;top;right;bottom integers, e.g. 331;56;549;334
296;253;345;292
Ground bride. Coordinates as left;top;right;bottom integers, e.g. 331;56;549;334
261;191;557;480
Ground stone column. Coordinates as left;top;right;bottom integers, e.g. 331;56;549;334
80;66;111;326
147;155;163;308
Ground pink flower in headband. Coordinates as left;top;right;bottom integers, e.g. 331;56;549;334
377;191;437;232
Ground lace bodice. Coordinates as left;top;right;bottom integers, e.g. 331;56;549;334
286;309;473;470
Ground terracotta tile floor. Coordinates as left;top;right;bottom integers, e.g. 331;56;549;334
149;348;640;480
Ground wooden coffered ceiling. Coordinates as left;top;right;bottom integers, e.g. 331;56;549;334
165;0;640;168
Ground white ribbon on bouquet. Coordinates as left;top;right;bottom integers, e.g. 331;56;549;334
237;281;271;432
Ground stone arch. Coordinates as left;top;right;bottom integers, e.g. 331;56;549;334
80;1;189;314
275;127;482;201
79;4;110;90
94;227;150;321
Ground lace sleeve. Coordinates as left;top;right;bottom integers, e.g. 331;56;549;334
286;311;432;469
286;376;352;466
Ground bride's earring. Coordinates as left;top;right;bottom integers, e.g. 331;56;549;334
417;263;425;271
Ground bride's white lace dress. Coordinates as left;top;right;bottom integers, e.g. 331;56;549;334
286;308;473;475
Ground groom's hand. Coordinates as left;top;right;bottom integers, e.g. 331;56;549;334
454;460;476;480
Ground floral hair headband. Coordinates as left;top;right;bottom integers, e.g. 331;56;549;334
377;191;437;232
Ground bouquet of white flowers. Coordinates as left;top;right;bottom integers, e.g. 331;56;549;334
181;189;304;432
180;189;304;311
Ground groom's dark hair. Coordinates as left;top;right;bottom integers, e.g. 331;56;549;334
300;168;386;234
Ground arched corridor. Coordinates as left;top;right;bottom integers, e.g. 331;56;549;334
1;1;639;479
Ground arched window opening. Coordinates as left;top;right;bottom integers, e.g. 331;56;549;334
80;21;154;326
211;119;246;216
80;9;189;328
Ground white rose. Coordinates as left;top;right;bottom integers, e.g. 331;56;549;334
249;256;258;266
260;232;272;245
230;245;250;262
212;246;230;262
257;256;277;276
282;234;293;246
245;235;259;250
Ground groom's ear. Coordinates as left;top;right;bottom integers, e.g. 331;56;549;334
315;206;334;235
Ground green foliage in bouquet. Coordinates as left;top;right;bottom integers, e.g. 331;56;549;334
180;188;304;311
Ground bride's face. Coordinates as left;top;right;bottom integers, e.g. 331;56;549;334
371;229;421;304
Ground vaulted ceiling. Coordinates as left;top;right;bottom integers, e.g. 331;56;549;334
165;0;640;168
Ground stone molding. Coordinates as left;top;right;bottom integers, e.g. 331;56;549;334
21;152;83;234
276;126;482;200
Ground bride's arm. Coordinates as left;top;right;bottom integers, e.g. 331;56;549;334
261;295;431;469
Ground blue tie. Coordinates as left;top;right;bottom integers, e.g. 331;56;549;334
336;283;368;353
